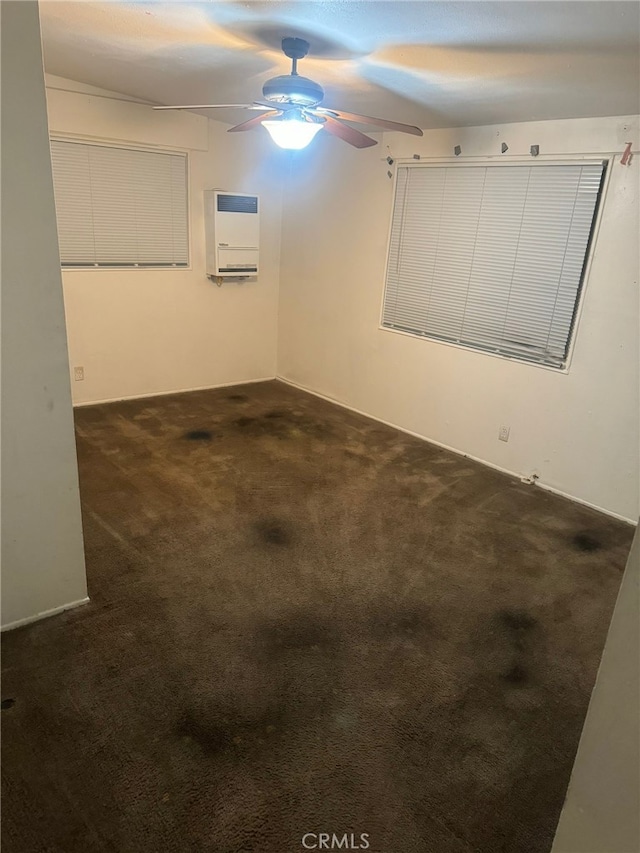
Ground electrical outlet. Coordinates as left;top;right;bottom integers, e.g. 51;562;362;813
498;425;510;442
74;366;84;382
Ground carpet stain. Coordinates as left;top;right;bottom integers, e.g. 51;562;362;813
233;416;256;428
1;699;15;711
497;609;538;632
176;710;229;755
573;532;602;552
496;608;538;653
255;518;292;546
501;663;530;685
226;393;248;402
176;705;285;758
183;430;213;441
232;414;291;439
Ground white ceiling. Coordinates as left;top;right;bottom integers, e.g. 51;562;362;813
39;1;640;129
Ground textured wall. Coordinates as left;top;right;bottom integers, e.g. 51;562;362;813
1;2;87;629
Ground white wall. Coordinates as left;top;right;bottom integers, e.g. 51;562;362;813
552;523;639;853
278;116;640;522
45;76;287;405
1;2;87;630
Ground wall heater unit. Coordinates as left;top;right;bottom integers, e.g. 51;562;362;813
204;190;259;281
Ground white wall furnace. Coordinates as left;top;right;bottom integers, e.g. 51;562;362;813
205;191;260;279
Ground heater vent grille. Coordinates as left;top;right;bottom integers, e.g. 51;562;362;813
217;194;258;214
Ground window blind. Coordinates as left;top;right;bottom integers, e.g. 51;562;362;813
382;161;606;368
50;140;188;268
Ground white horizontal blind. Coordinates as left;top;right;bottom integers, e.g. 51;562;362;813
50;140;188;267
382;161;606;368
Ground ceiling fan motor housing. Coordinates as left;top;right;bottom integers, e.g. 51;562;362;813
262;74;324;107
281;37;310;60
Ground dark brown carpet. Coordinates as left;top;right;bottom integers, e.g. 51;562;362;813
2;381;633;853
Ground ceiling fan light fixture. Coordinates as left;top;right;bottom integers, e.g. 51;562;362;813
262;118;322;150
155;37;422;149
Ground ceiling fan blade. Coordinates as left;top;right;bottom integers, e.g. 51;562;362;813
253;101;298;111
314;107;423;137
152;104;272;111
320;116;378;149
227;111;282;132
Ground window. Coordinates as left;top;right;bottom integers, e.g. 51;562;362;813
382;161;606;369
50;140;189;268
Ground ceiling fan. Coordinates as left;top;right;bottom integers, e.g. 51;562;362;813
153;37;423;150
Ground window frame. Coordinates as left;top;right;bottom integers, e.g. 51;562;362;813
50;135;192;271
378;155;611;374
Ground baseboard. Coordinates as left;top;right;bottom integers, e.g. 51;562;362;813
73;376;277;408
534;482;636;525
1;596;90;633
276;375;637;526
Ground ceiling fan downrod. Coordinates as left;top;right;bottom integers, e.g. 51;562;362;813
262;37;323;107
281;37;310;76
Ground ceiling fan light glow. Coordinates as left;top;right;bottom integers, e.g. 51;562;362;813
262;118;322;149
